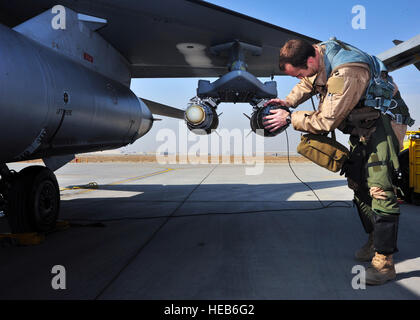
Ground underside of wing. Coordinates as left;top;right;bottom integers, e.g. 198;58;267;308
0;0;319;78
377;34;420;72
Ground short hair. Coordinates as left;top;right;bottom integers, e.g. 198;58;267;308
278;39;316;71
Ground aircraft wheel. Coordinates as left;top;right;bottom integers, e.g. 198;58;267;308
5;166;60;233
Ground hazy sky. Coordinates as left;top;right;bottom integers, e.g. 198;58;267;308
123;0;420;155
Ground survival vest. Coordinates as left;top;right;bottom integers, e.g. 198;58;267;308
320;38;396;115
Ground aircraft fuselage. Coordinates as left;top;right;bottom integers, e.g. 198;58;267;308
0;23;153;164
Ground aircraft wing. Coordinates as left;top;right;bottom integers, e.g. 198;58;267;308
0;0;319;78
377;34;420;72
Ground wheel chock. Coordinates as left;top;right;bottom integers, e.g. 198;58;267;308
0;232;45;246
0;221;70;246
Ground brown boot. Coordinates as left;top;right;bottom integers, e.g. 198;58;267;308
355;233;374;262
366;252;396;285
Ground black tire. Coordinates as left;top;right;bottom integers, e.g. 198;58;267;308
5;166;60;233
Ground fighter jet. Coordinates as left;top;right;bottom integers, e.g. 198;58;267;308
0;0;418;234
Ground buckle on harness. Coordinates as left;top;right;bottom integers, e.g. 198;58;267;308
395;114;403;124
374;97;386;113
389;99;398;110
385;110;395;119
373;97;396;115
375;97;383;109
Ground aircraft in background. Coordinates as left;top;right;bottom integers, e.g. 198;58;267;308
0;0;419;233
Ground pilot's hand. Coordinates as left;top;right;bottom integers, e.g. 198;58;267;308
264;99;288;107
263;108;290;132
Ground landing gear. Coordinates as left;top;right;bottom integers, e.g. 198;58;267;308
0;165;60;233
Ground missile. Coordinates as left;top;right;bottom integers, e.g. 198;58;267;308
184;98;219;135
250;103;290;137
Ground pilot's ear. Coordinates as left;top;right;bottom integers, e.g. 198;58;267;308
306;56;315;67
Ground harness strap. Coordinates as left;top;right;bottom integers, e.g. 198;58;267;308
393;114;415;126
322;38;395;114
367;161;388;168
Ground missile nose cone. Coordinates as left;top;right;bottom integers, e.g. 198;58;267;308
185;104;205;124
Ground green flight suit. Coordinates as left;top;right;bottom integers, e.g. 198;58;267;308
344;113;400;254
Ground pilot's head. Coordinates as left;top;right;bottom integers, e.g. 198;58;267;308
278;39;319;79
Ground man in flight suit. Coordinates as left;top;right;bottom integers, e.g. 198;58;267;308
264;38;401;285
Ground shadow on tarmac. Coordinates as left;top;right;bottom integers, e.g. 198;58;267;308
1;180;419;299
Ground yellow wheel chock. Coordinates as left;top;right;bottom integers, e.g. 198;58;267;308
0;220;70;246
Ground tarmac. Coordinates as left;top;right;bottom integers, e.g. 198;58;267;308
0;161;419;300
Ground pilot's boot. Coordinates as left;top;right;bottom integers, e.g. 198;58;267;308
355;232;374;262
366;252;396;285
365;211;399;285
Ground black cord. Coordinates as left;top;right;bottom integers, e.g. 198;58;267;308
65;202;351;225
285;129;327;207
66;132;351;228
310;96;317;111
66;200;352;225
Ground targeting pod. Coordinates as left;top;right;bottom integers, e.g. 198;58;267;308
250;102;291;137
185;97;219;135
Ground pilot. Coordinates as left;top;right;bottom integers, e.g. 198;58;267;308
264;38;403;285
